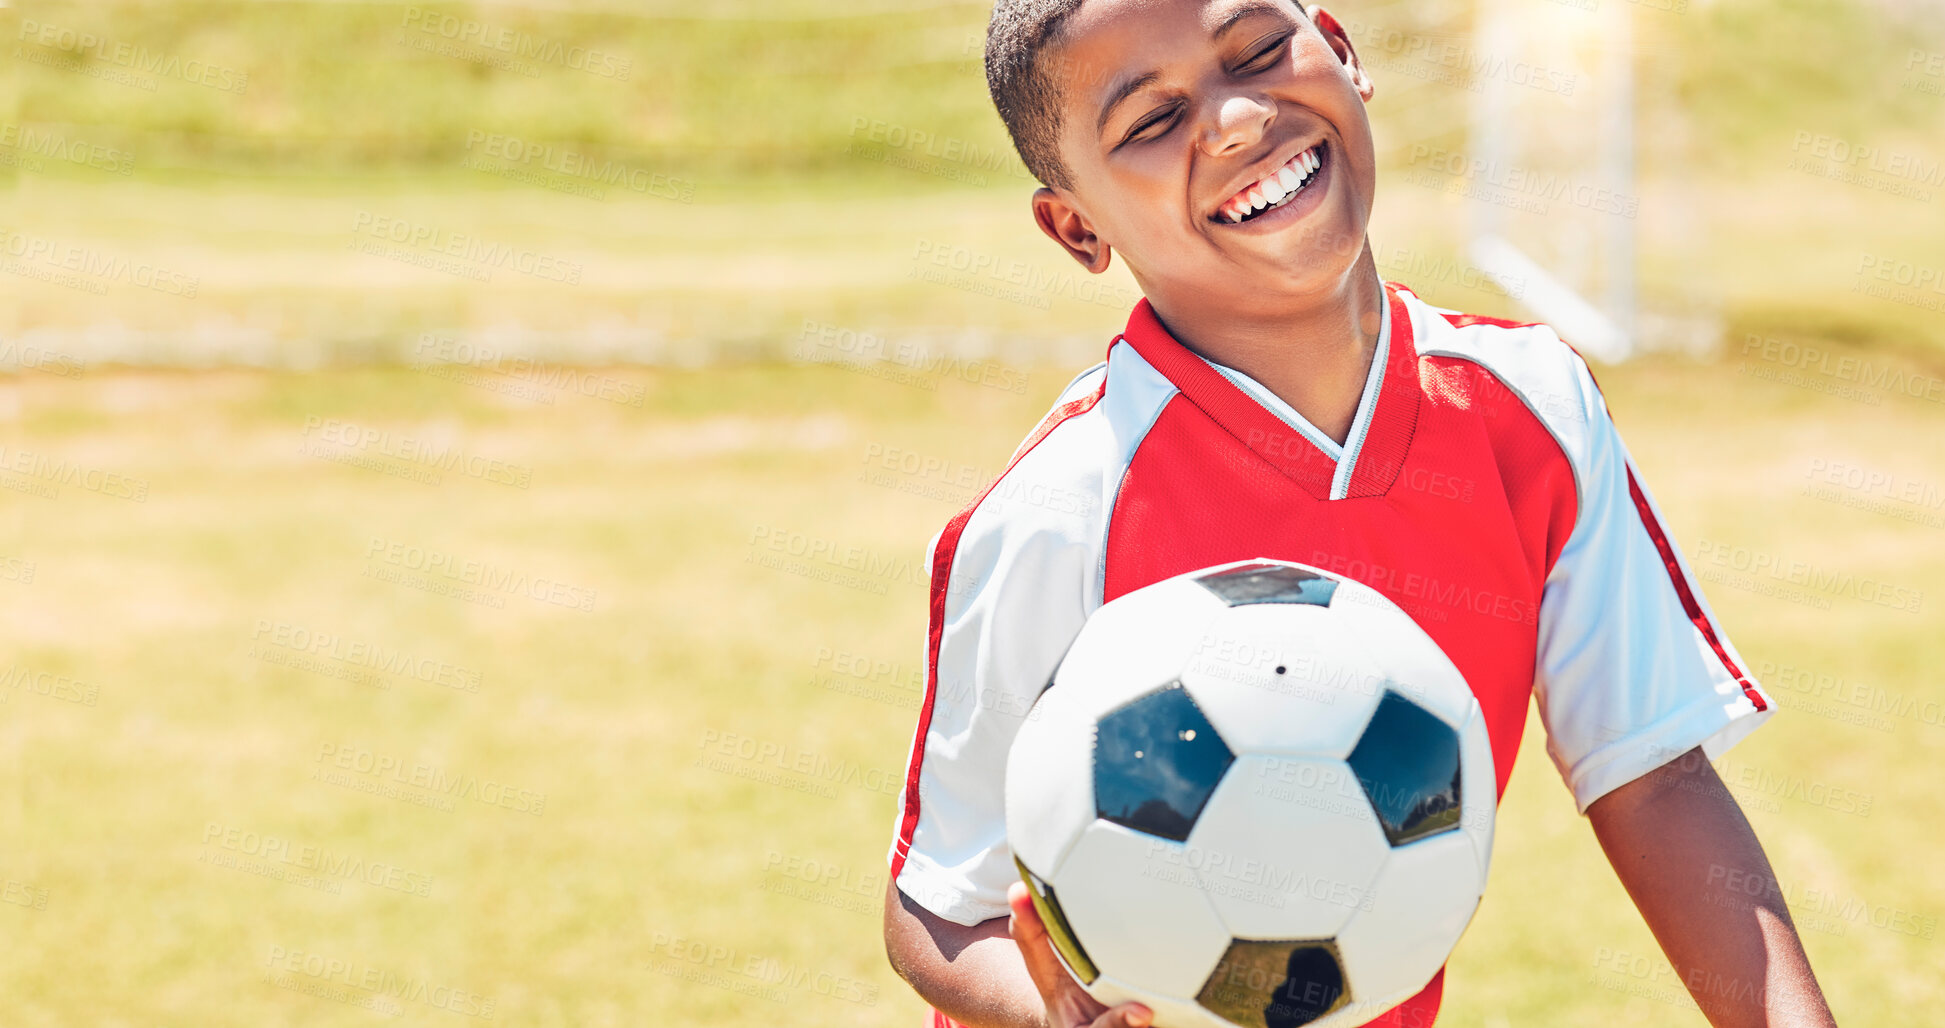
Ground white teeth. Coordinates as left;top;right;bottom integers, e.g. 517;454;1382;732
1221;146;1324;223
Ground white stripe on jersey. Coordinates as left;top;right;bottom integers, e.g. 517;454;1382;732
1417;310;1772;811
890;347;1176;925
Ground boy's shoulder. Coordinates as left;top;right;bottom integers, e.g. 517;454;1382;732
1399;286;1596;385
1395;285;1605;442
975;333;1184;496
925;342;1178;604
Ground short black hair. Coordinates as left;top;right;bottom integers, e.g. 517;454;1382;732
984;0;1090;190
985;1;1311;191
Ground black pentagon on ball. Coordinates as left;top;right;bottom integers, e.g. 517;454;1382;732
1093;682;1233;842
1196;563;1339;607
1347;690;1463;846
1196;939;1350;1028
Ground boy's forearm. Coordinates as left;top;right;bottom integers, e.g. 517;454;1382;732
884;881;1047;1028
1587;746;1836;1027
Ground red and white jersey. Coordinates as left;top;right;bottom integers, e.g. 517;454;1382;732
888;282;1772;1027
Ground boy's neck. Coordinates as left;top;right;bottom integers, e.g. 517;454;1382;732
1148;245;1387;449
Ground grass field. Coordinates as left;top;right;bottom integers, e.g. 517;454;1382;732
7;0;1945;1023
4;333;1944;1025
10;0;1945;366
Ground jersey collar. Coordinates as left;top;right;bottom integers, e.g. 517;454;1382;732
1116;281;1422;501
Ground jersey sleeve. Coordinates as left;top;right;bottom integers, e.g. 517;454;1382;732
886;514;1093;924
1533;353;1775;813
886;372;1111;926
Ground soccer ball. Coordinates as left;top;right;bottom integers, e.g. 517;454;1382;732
1005;559;1495;1028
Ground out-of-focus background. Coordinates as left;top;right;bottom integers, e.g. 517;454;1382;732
3;0;1943;1024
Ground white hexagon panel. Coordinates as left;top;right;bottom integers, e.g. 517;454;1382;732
1185;755;1391;940
1457;708;1498;881
1050;574;1227;723
1334;830;1484;1013
1323;575;1477;730
1005;680;1106;879
1052;820;1233;999
1182;603;1388;761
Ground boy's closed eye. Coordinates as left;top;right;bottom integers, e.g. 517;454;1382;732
1112;33;1291;149
1111;28;1297;150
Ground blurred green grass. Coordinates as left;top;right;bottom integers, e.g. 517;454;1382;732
7;0;1945;1024
4;347;1944;1024
7;0;1945;360
15;0;1008;180
16;0;1939;179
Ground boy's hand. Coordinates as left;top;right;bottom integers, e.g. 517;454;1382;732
1007;881;1154;1028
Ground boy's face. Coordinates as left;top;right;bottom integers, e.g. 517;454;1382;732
1034;0;1377;309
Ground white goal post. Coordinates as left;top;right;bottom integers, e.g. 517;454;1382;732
1466;0;1637;363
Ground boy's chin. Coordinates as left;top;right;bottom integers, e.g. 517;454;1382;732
1165;250;1359;310
1227;219;1367;281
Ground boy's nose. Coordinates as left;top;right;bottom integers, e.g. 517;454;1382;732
1200;94;1276;158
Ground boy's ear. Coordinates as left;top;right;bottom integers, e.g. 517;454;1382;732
1032;187;1113;275
1307;7;1375;102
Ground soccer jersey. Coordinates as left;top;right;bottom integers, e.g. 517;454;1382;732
888;282;1772;1027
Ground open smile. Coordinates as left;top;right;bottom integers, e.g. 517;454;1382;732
1211;141;1329;226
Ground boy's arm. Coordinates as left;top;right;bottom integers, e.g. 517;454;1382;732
883;880;1044;1028
883;880;1155;1028
1588;746;1836;1027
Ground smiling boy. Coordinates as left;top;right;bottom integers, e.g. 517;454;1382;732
880;2;1837;1026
